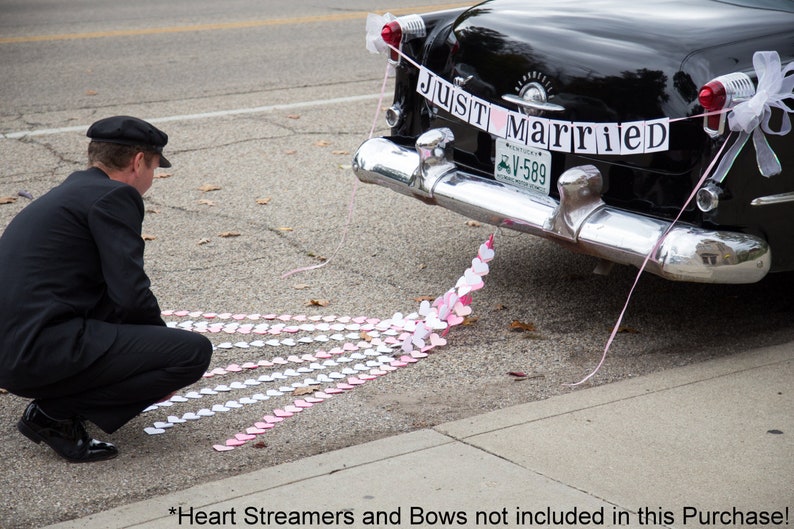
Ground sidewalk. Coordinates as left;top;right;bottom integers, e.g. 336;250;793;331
46;342;793;529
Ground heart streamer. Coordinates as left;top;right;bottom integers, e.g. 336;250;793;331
153;236;495;451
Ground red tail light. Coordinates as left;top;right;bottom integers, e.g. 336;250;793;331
380;15;426;63
381;21;402;61
699;80;727;133
698;72;754;137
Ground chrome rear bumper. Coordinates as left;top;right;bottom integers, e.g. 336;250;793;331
352;128;771;284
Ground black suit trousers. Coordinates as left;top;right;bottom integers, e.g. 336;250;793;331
11;324;212;433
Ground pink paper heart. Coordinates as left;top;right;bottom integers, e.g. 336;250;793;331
342;343;358;351
347;377;366;385
246;427;268;435
304;396;324;404
272;357;288;365
225;438;246;447
429;333;447;347
324;387;344;394
213;444;235;452
294;399;314;408
410;351;428;359
262;415;284;424
399;355;419;364
226;364;242;372
235;433;256;441
273;409;293;418
358;374;377;381
253;422;276;430
453;302;472;317
283;405;302;413
447;314;464;326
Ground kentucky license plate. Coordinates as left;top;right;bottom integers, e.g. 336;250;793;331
494;138;552;195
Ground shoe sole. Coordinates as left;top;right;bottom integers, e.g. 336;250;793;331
17;419;119;463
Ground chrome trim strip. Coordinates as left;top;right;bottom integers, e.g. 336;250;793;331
751;192;794;206
352;130;771;284
501;93;565;113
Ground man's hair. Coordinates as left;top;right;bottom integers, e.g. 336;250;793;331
88;141;158;171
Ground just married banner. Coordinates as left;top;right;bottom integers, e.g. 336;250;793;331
416;65;670;156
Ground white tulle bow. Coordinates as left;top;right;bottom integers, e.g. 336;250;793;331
365;12;396;55
722;51;794;177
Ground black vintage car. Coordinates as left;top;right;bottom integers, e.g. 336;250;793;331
353;0;794;283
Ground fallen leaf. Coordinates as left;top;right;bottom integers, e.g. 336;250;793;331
277;227;293;232
509;320;537;332
85;90;97;96
146;208;160;214
292;385;320;396
256;197;271;205
142;234;157;241
616;326;640;334
198;238;211;245
285;149;297;155
331;150;350;155
493;304;508;311
306;299;329;307
465;220;482;227
413;295;435;302
253;441;267;449
314;140;331;147
508;371;528;379
0;197;18;204
359;331;373;342
219;231;241;238
198;184;221;192
292;283;311;290
197;199;215;206
287;114;301;120
461;316;479;326
154;172;172;179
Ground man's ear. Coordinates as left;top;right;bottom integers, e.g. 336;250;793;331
131;152;147;174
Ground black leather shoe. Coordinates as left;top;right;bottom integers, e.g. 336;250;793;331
17;402;118;463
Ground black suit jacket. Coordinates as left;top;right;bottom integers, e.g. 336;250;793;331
0;167;164;389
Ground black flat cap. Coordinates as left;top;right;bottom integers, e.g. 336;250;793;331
87;116;171;168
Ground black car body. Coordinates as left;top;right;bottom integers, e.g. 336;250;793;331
353;0;794;283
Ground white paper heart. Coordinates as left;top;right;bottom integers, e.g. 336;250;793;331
144;427;166;435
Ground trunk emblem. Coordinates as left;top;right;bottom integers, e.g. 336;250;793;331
505;73;565;115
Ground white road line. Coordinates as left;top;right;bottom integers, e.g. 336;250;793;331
1;93;382;139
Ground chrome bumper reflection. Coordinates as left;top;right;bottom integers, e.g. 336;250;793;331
352;128;771;284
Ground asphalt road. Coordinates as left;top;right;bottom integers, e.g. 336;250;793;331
1;2;794;527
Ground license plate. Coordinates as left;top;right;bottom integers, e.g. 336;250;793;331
494;138;551;195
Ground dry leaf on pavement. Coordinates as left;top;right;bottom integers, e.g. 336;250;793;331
198;184;221;192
